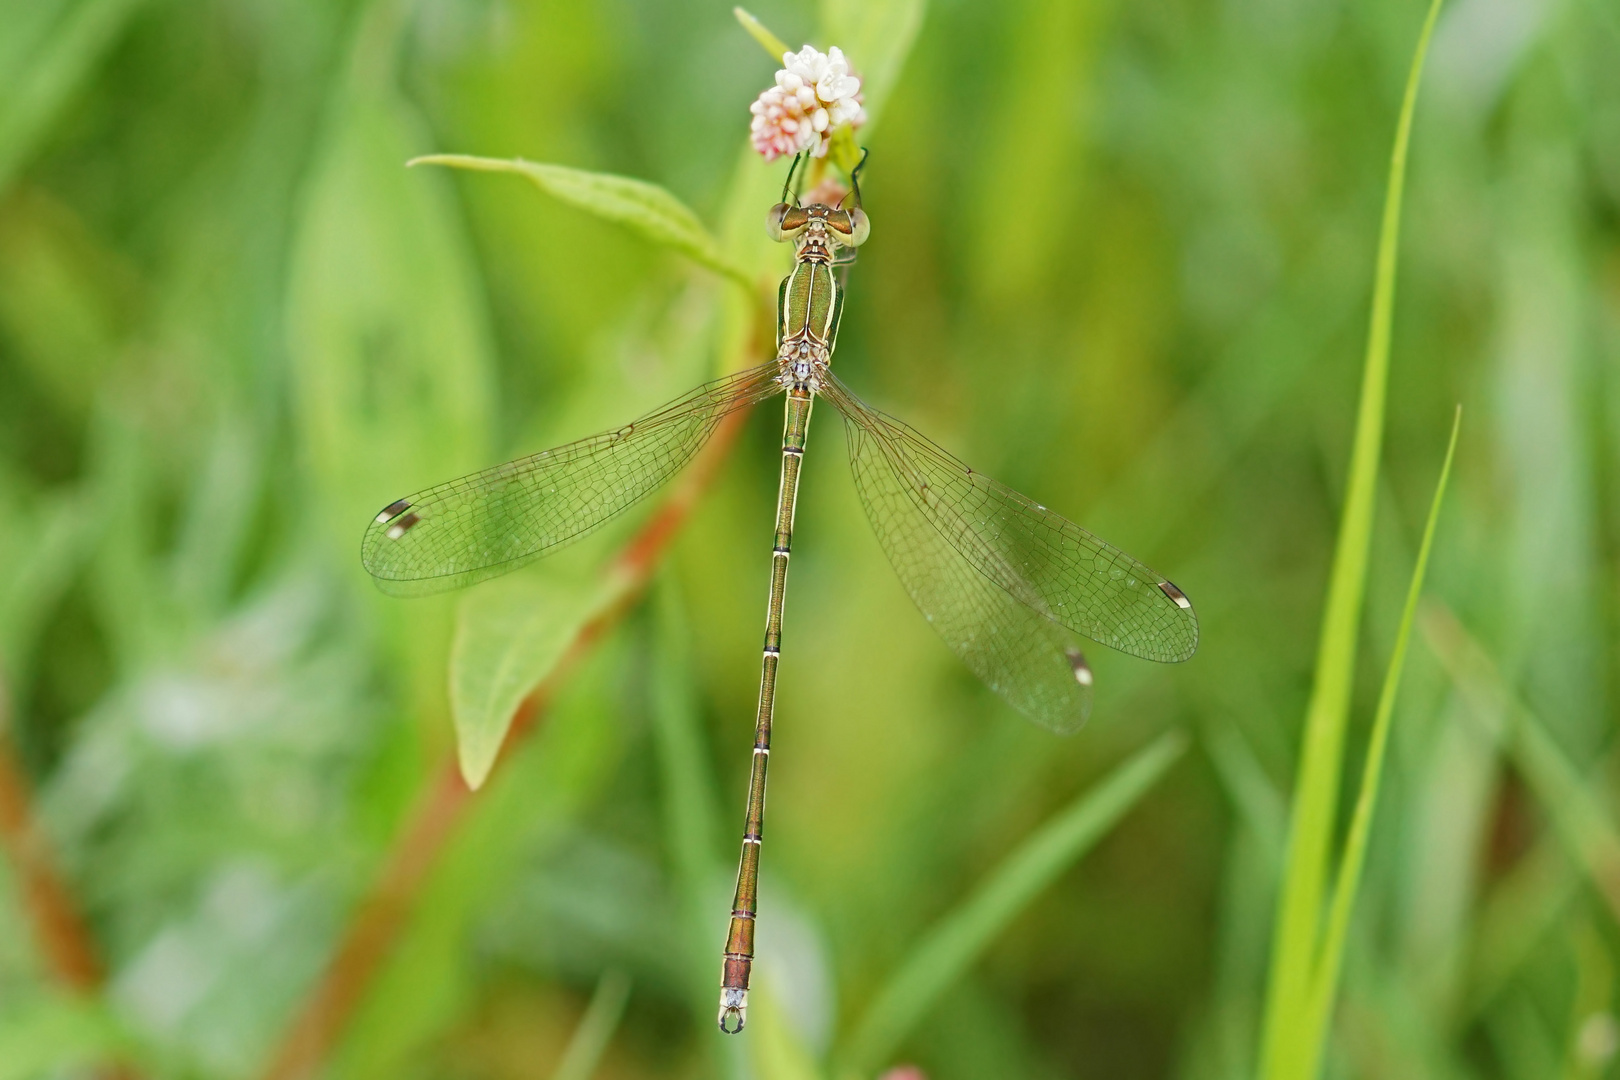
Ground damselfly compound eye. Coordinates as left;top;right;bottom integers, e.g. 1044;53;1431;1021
766;202;811;242
766;202;790;240
846;207;870;246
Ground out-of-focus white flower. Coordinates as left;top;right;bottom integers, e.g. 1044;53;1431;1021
749;44;866;161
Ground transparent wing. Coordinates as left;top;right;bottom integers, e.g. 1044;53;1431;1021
362;362;784;597
821;374;1197;731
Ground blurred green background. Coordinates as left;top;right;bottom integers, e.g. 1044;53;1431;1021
2;0;1618;1077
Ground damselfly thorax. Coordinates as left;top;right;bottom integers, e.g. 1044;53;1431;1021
769;199;868;393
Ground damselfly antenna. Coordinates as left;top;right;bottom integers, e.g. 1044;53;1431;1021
845;146;870;210
781;152;805;205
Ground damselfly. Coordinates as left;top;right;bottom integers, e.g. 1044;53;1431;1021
360;153;1198;1034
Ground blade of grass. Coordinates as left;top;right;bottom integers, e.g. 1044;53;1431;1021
549;969;632;1080
734;7;791;61
837;730;1187;1078
1297;406;1461;1076
1257;0;1445;1074
408;155;752;286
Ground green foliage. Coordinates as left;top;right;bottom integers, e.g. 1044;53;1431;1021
0;0;1616;1077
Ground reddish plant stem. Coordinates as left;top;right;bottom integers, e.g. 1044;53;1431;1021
0;676;139;1080
0;678;106;991
258;380;758;1080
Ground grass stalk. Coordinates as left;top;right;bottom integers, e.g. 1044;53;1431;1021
1256;0;1445;1075
734;7;791;61
1296;407;1461;1076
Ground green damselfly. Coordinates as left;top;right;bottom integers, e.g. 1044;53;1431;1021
361;153;1198;1034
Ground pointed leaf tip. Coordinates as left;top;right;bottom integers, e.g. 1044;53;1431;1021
450;576;600;789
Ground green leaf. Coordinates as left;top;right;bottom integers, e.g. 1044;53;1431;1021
1298;406;1461;1076
837;730;1187;1077
735;7;792;62
409;155;753;287
1256;1;1446;1075
449;572;603;789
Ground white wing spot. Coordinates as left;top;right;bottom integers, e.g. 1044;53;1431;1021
1158;580;1193;609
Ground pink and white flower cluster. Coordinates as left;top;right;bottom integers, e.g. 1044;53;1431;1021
749;45;865;161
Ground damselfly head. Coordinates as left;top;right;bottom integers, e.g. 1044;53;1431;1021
767;201;870;250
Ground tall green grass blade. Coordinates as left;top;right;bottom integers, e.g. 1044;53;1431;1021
1296;407;1461;1076
838;731;1187;1077
1257;1;1445;1074
449;574;604;789
549;969;632;1080
409;155;752;286
734;7;791;61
